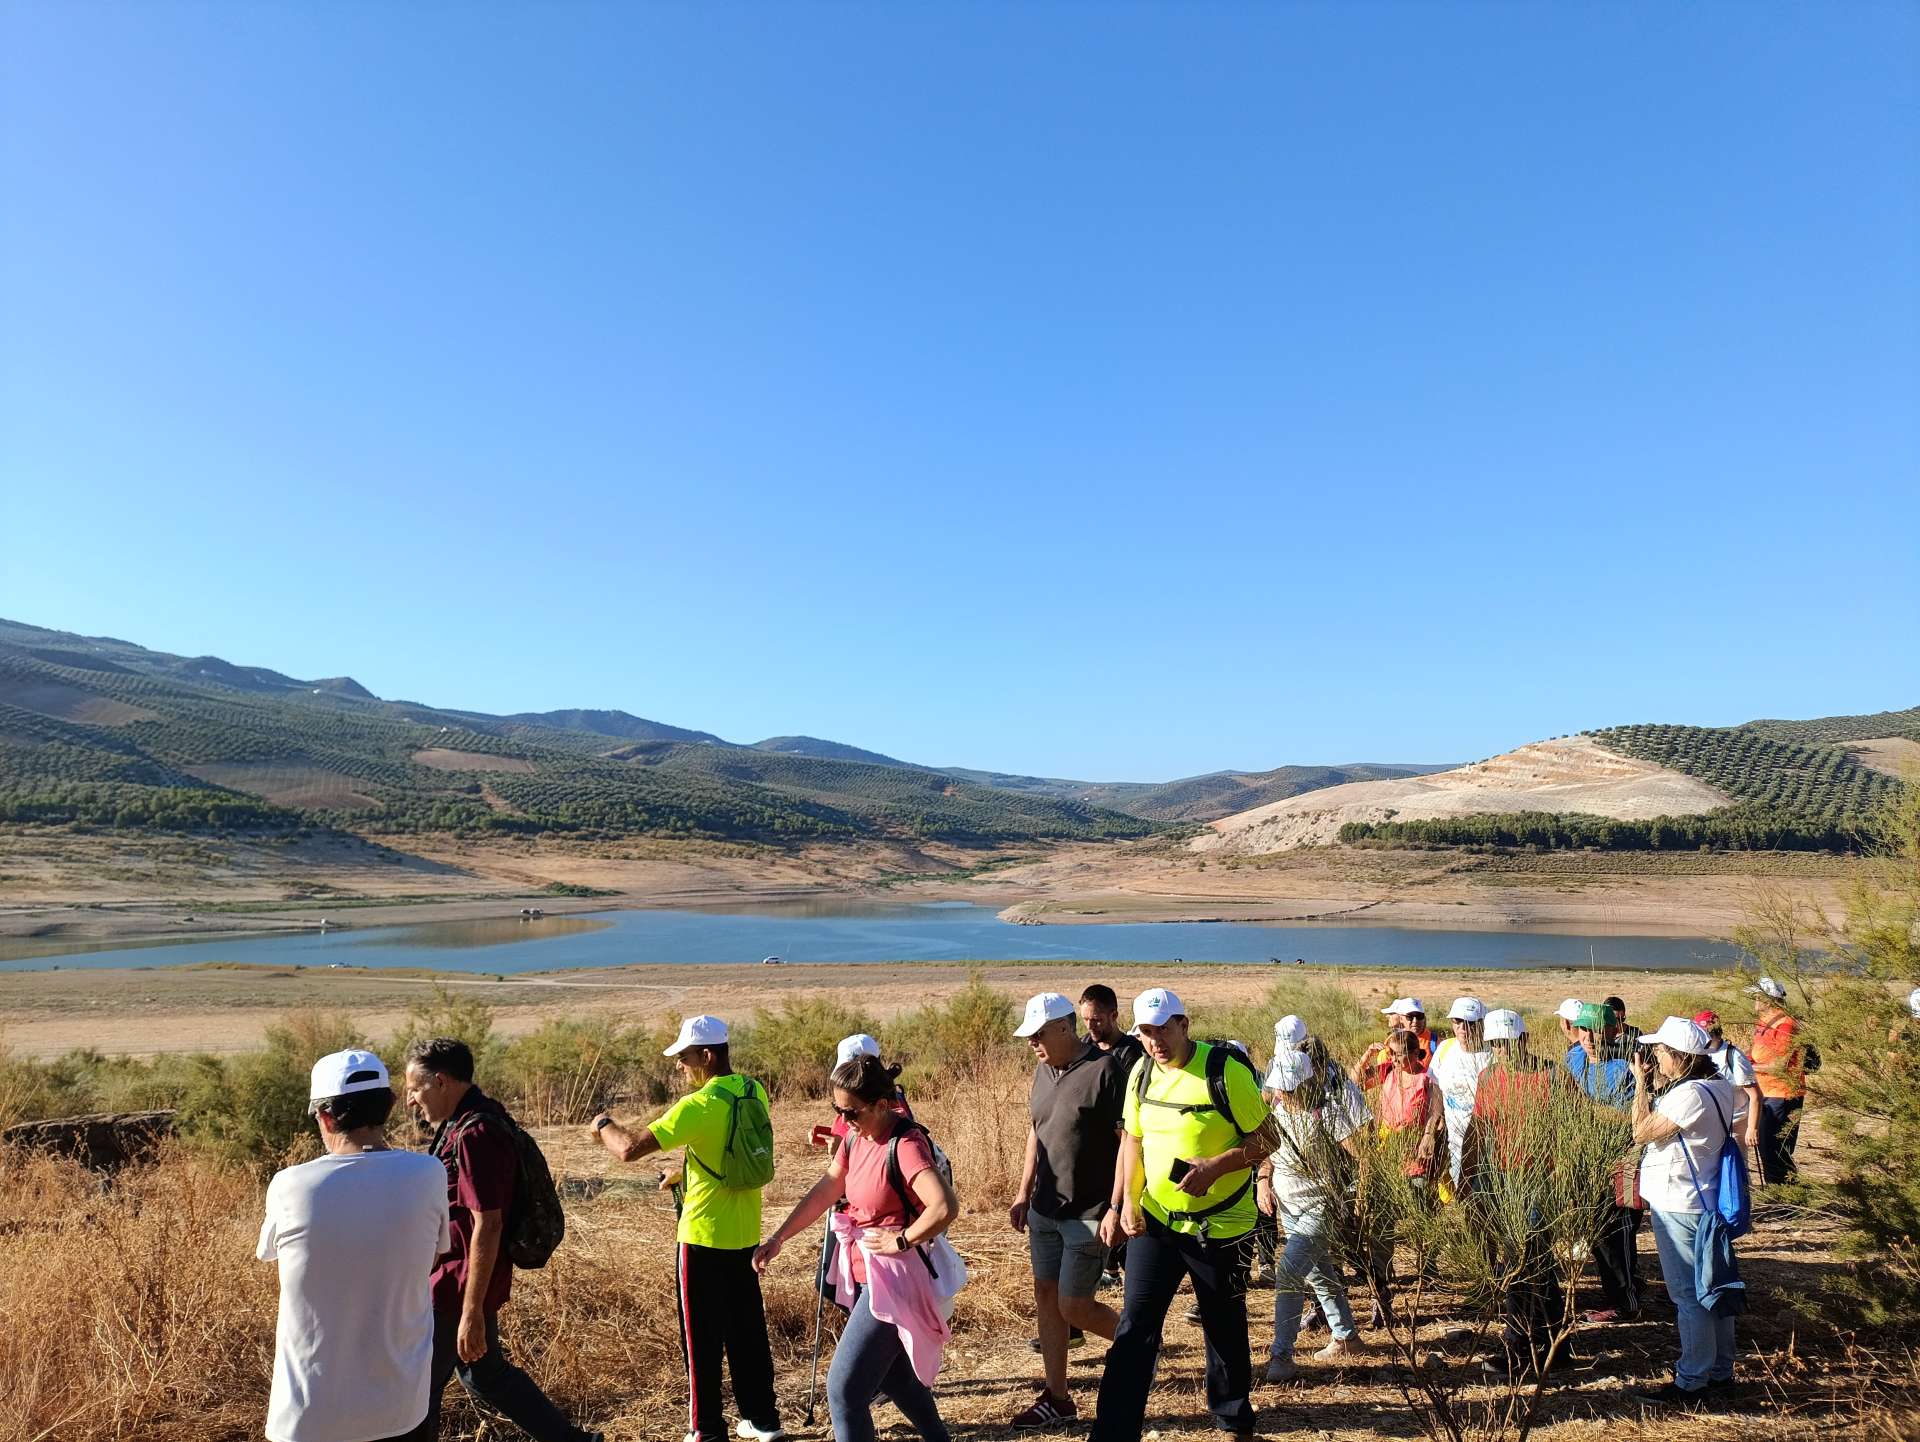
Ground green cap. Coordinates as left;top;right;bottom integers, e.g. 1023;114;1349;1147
1574;1002;1617;1032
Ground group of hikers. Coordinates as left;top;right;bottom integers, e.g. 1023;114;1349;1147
257;976;1820;1442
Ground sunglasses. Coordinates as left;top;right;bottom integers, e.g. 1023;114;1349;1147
831;1103;865;1121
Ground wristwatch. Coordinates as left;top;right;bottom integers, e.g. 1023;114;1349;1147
594;1115;615;1131
894;1232;911;1252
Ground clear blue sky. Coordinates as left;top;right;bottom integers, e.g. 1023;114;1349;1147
3;3;1915;781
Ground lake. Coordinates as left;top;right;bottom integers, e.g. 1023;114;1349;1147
0;901;1744;973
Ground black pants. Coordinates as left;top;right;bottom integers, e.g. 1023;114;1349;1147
1091;1215;1255;1442
428;1309;587;1442
1759;1097;1803;1184
677;1241;780;1442
1592;1203;1641;1313
1499;1226;1566;1362
1251;1209;1280;1275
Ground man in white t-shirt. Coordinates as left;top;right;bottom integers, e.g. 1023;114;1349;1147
258;1049;450;1442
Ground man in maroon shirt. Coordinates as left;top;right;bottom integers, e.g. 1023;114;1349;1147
403;1038;602;1442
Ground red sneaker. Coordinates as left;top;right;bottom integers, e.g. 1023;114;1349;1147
1011;1391;1078;1429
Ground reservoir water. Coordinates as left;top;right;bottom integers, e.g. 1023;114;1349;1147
0;901;1744;974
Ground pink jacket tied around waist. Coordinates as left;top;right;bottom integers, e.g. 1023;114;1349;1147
828;1209;967;1386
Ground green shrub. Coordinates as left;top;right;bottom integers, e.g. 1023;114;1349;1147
496;1014;679;1126
883;975;1021;1095
1208;980;1376;1072
732;996;880;1100
382;984;505;1083
177;1011;369;1171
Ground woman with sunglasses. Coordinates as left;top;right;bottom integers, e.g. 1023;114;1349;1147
756;1054;960;1442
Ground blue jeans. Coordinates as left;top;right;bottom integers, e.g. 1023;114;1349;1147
1269;1202;1355;1360
1648;1208;1737;1390
827;1287;950;1442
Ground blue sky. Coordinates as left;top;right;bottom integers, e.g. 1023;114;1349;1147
3;3;1915;781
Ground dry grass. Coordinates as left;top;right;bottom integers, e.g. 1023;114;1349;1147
3;1058;1916;1442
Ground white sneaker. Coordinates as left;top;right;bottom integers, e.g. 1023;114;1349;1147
737;1423;789;1442
1313;1337;1360;1361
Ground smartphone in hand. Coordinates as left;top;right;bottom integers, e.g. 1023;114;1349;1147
1168;1157;1193;1183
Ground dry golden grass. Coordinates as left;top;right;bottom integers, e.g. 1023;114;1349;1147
3;1055;1914;1442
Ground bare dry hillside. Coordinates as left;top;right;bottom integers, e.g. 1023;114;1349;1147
1194;736;1728;856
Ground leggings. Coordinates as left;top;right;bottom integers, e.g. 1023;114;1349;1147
827;1288;950;1442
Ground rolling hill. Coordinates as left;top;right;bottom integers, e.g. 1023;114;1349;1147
0;620;1154;846
1196;709;1913;857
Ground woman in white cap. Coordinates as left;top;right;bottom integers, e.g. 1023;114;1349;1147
1629;1017;1741;1406
1427;999;1492;1194
1359;999;1431;1088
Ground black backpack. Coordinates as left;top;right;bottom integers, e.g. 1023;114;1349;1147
878;1118;955;1278
1130;1041;1260;1229
440;1106;566;1270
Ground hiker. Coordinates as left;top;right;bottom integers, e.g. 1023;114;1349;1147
1081;984;1143;1287
1747;977;1807;1183
1358;999;1431;1086
1630;1017;1742;1406
1089;988;1280;1442
1604;995;1643;1053
1249;1014;1315;1278
755;1054;963;1442
1566;1003;1640;1324
1259;1048;1367;1381
259;1049;448;1442
1467;1010;1566;1378
1080;985;1145;1067
1696;1011;1762;1155
404;1039;602;1442
817;1034;911;1157
1555;999;1586;1066
1007;992;1130;1427
590;1016;783;1442
1427;997;1493;1192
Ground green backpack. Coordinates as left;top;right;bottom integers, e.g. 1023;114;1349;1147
688;1076;776;1191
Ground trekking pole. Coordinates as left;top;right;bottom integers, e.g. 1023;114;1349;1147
804;1209;834;1425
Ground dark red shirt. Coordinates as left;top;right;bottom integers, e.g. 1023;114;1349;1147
430;1088;517;1315
1472;1062;1555;1169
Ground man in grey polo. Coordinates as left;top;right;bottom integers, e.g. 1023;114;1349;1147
1008;992;1129;1428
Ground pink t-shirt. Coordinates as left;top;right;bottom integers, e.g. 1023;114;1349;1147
841;1125;935;1283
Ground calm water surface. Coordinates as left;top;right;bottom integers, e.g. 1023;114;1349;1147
0;901;1742;973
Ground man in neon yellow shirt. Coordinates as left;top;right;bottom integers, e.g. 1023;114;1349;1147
1090;988;1279;1442
590;1015;783;1442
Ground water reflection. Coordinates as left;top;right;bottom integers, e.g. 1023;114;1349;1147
348;917;613;950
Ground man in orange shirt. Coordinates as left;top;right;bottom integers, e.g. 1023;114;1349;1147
1747;976;1805;1183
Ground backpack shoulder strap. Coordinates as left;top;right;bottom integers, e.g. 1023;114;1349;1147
684;1078;738;1181
1205;1044;1256;1138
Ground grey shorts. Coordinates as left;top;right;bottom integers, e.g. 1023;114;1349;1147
1028;1209;1108;1298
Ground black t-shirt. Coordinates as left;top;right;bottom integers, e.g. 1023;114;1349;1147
1030;1039;1131;1220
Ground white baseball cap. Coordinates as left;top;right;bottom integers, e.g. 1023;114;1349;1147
1133;987;1186;1027
1908;987;1920;1020
1015;992;1077;1038
1555;998;1586;1023
1746;976;1787;1001
1266;1049;1316;1093
1380;997;1426;1016
836;1033;881;1066
309;1048;391;1102
1273;1014;1308;1047
664;1014;729;1056
1448;997;1487;1022
1640;1016;1712;1055
1484;1009;1527;1042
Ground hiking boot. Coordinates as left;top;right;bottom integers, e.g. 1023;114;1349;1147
1010;1391;1077;1428
1313;1337;1361;1362
1264;1355;1299;1384
1027;1329;1085;1352
1101;1269;1123;1290
737;1422;788;1442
